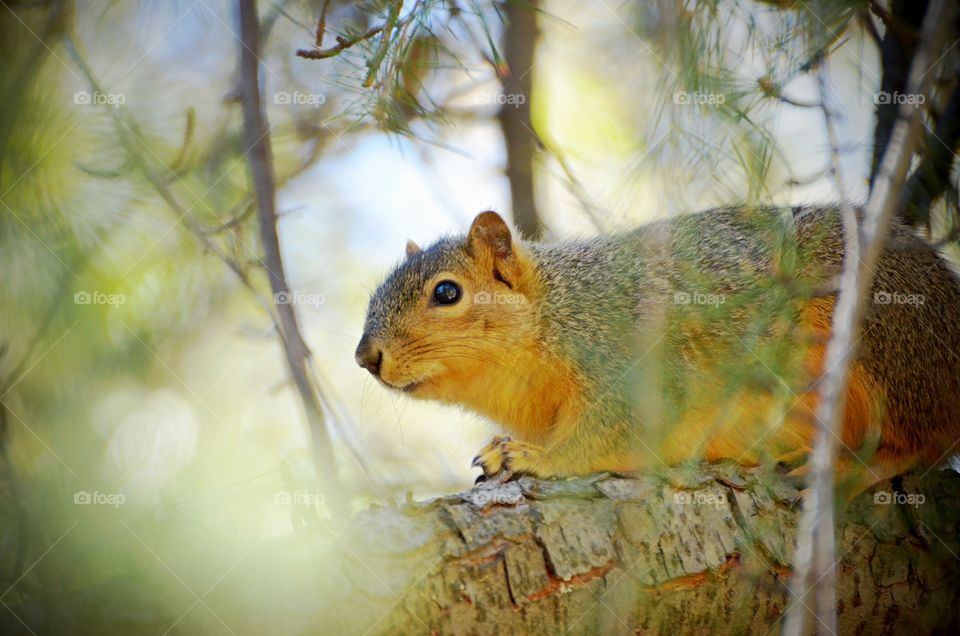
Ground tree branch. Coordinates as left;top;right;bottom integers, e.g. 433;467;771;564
237;0;341;503
297;469;960;634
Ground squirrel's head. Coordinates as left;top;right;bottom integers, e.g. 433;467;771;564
356;211;540;400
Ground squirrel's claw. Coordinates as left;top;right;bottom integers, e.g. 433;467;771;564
472;435;546;479
472;436;509;477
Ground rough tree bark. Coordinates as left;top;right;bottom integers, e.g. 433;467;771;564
309;467;960;634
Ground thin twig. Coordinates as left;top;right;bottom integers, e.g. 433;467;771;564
860;8;882;47
786;67;861;636
166;107;196;175
363;0;404;87
315;0;330;47
202;201;256;234
297;25;384;59
783;1;955;633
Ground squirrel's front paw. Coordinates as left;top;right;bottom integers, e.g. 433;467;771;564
472;436;545;480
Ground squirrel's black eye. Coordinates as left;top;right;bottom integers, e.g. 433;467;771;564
433;280;461;305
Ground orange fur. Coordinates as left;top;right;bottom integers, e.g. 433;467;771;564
798;297;881;453
433;341;584;447
656;295;892;490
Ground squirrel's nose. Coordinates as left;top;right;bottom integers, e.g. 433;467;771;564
355;336;383;377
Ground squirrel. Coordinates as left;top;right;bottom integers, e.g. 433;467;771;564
356;206;960;495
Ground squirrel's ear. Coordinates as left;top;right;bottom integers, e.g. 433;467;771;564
467;211;513;260
405;239;421;257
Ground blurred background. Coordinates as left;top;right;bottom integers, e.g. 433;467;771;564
1;0;955;633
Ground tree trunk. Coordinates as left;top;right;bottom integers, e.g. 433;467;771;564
498;0;543;239
313;468;960;634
